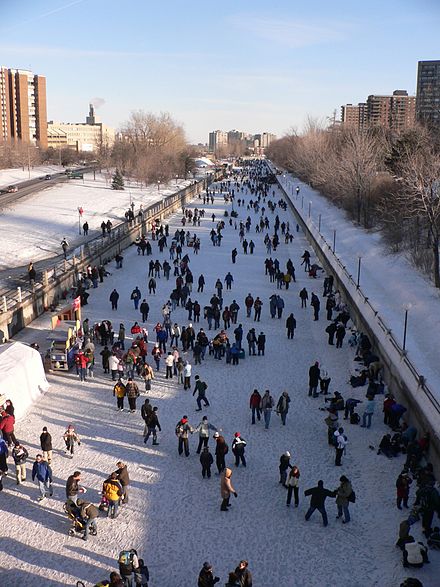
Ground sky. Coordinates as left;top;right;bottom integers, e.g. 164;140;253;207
0;0;439;143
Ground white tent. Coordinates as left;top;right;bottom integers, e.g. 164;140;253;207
0;342;49;420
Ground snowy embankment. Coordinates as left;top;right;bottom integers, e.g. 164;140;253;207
0;172;192;270
0;165;64;189
0;176;437;586
275;170;440;407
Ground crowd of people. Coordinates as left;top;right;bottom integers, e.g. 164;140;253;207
1;160;439;586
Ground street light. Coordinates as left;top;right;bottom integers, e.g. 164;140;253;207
333;229;336;254
308;201;312;218
175;174;178;185
402;303;412;352
356;254;362;288
301;194;304;209
157;180;161;191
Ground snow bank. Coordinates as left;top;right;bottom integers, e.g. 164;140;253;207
0;342;49;419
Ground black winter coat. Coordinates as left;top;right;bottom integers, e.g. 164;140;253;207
40;432;52;451
304;484;335;508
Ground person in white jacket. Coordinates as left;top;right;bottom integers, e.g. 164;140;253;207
109;354;119;381
334;428;347;466
165;352;174;379
183;362;192;390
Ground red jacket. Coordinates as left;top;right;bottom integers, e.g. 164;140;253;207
0;413;15;433
75;352;89;369
249;392;262;408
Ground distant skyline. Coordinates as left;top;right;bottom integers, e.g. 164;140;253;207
1;0;440;143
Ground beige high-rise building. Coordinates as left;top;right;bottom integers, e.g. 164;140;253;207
0;66;47;147
47;104;115;152
208;130;228;153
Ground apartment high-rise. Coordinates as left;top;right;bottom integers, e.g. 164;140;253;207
341;92;414;132
208;130;228;153
390;90;416;132
366;94;391;127
341;104;360;128
416;60;440;128
0;66;47;147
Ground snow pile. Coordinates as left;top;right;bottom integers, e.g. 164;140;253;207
0;342;49;419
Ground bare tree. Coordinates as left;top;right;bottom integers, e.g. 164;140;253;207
391;134;440;287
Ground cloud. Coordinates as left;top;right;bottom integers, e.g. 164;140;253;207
229;14;352;48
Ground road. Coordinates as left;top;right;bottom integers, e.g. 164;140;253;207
0;167;91;210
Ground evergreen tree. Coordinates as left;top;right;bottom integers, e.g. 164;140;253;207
111;169;125;190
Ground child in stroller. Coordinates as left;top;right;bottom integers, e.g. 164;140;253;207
64;499;97;538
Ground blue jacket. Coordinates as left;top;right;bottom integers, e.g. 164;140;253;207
0;438;8;455
32;461;52;482
157;330;168;342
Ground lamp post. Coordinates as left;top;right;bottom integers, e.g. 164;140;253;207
175;174;178;185
402;303;412;352
308;201;312;218
318;214;321;232
356;254;362;288
157;180;161;191
301;194;304;209
333;229;336;254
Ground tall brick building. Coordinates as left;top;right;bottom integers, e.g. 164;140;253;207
0;67;47;148
341;90;415;132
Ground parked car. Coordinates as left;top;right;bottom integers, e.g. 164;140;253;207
6;185;18;193
44;174;52;180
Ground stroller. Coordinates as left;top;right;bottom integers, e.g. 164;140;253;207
64;499;97;538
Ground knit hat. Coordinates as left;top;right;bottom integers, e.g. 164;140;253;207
284;451;291;458
234;432;241;437
213;432;219;438
203;562;212;571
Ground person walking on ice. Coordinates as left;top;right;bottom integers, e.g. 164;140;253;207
220;467;237;511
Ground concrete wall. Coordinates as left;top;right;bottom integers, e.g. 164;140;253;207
273;169;440;472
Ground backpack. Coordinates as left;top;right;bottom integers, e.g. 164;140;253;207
119;549;134;569
350;412;360;425
348;490;356;503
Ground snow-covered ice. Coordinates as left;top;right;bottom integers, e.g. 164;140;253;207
0;174;438;586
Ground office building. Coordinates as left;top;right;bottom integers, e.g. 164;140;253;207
0;66;47;147
47;104;115;152
416;60;440;128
